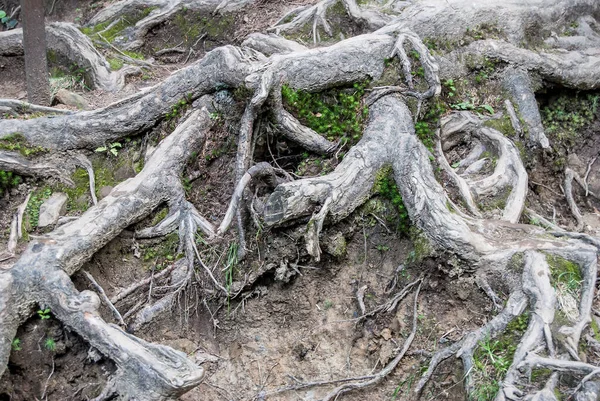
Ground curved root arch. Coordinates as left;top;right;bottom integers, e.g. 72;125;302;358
1;0;600;400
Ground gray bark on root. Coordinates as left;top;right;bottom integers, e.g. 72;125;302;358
2;0;600;399
0;23;139;92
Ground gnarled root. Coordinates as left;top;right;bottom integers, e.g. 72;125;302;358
270;0;391;43
0;106;216;399
440;111;528;223
86;0;255;50
0;23;139;92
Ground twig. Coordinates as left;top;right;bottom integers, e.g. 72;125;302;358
266;282;422;399
531;180;564;197
98;33;153;68
83;270;126;326
584;156;598;197
41;357;55;400
110;262;177;303
192;241;229;296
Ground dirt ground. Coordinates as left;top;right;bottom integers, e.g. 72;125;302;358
2;1;600;401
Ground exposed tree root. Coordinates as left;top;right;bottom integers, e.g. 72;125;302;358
271;0;392;43
0;23;140;92
86;0;255;50
0;106;217;398
2;0;600;399
0;99;72;115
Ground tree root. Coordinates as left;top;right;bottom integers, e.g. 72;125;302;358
0;23;140;92
0;99;72;115
86;0;255;50
0;151;75;186
440;112;528;222
264;280;421;399
0;106;217;398
2;4;600;398
271;0;391;43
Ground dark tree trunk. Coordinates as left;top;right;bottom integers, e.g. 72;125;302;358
21;0;50;106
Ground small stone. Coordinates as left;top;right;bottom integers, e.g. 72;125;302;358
167;338;197;354
379;341;395;364
323;232;347;258
99;186;114;199
114;163;136;181
380;328;392;341
38;193;68;227
55;89;89;110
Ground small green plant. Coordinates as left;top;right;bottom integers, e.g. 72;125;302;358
165;96;193;122
281;81;369;145
11;338;21;351
472;313;529;401
451;100;494;115
373;166;410;232
0;10;17;29
541;92;598;149
26;187;53;228
44;337;56;352
95;142;122;156
443;79;456;97
37;308;51;320
376;244;390;252
0;170;21;196
323;299;334;310
0;132;47;157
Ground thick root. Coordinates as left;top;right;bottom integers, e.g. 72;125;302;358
0;23;139;92
0;106;216;399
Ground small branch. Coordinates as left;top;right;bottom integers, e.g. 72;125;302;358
565;167;584;231
41;357;56;400
83;270;126;326
321;281;422;400
74;153;98;206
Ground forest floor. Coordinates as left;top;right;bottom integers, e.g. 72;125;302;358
1;1;600;400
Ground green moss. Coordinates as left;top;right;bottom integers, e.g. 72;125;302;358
372;165;410;232
108;58;124;70
59;168;93;212
172;12;234;46
483;115;514;136
591;319;600;342
472;313;529;401
405;228;434;263
0;133;47;157
81;6;157;43
281;81;369;146
541;92;598;149
507;252;524;273
151;207;169;226
141;232;181;270
122;50;145;60
546;254;582;292
530;368;552;383
414;99;446;152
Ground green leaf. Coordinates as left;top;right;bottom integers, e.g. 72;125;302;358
110;148;118;156
111;142;122;148
95;146;107;152
0;11;6;19
480;104;494;114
